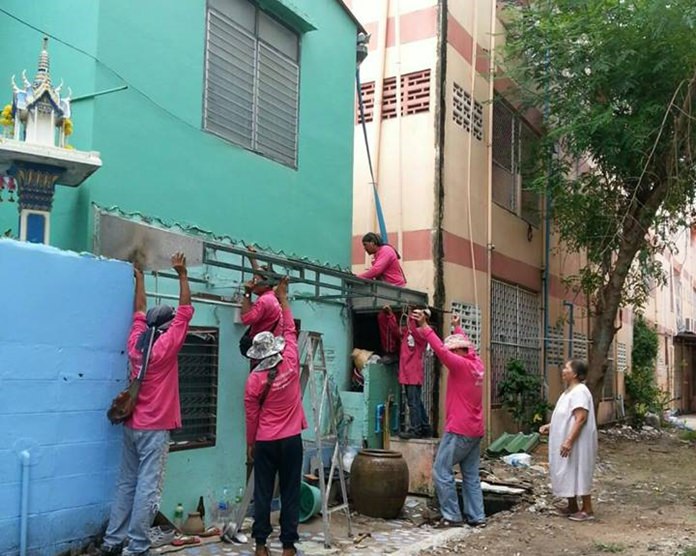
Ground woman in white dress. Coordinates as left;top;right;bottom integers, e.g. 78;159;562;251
539;359;598;522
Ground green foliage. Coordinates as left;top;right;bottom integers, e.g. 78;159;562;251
626;317;661;426
502;0;696;400
679;430;696;443
498;359;553;433
593;542;625;553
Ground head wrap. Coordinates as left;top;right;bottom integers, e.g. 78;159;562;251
134;305;176;378
444;334;473;352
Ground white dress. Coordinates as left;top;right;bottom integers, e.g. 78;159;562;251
548;383;598;497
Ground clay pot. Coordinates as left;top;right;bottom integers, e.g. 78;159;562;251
181;511;205;534
350;449;409;519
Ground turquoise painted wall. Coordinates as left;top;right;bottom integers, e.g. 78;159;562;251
0;0;359;538
0;1;357;266
0;239;132;556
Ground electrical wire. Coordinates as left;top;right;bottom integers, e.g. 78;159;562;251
0;7;215;136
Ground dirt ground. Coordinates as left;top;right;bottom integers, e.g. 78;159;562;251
430;428;696;556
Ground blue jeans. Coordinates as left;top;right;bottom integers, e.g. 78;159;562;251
433;432;485;524
405;385;429;433
103;428;170;555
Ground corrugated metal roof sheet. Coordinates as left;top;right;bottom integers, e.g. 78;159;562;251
486;432;541;456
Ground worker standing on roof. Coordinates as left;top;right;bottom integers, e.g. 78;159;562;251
358;232;406;287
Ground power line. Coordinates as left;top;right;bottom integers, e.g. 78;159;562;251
0;7;203;134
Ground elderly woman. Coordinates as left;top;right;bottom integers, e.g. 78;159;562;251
358;232;407;287
245;277;307;556
539;359;598;522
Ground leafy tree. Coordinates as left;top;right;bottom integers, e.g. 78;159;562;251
502;0;696;404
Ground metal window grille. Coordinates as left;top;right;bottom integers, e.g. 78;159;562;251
452;83;483;141
602;342;616;400
204;0;299;167
356;81;375;124
573;333;589;361
617;342;627;373
170;328;219;450
547;325;565;369
490;280;541;405
519;121;541;226
450;301;482;350
492;99;517;212
492;97;540;222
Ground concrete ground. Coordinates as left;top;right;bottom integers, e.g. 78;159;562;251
153;496;482;556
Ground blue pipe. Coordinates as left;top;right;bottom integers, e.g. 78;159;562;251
19;450;30;556
563;301;575;358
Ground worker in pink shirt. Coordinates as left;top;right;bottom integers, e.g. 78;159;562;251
380;305;432;438
358;232;407;287
240;246;283;359
413;310;486;529
245;277;307;556
99;253;194;556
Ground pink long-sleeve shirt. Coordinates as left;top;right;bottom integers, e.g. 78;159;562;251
358;245;406;287
419;325;484;437
244;306;307;444
241;289;283;338
126;305;195;431
381;312;427;385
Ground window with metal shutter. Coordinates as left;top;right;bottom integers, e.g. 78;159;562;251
170;328;219;451
204;0;299;167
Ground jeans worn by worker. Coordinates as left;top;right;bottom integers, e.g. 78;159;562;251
405;384;430;435
253;434;303;550
432;432;486;524
103;428;170;555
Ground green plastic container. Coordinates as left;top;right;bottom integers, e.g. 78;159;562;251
299;481;321;523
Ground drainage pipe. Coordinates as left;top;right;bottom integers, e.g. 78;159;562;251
563;300;575;358
19;450;30;556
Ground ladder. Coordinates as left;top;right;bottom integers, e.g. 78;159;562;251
224;331;352;547
301;330;352;547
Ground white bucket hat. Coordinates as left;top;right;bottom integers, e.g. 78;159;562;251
246;331;286;360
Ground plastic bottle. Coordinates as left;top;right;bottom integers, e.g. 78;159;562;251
235;486;244;505
174;503;184;530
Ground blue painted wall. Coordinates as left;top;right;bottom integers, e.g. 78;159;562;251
0;239;133;555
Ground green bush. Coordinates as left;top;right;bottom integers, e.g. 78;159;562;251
626;316;660;427
499;359;553;433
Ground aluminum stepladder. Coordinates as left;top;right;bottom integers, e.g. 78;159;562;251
301;330;352;547
225;331;352;548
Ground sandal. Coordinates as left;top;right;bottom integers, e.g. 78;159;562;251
171;536;202;546
568;511;595;522
433;518;464;529
554;506;575;517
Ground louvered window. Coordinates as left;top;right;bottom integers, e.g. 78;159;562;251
356;81;375;124
204;0;299;167
170;328;219;451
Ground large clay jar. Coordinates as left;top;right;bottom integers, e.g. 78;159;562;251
350;449;409;519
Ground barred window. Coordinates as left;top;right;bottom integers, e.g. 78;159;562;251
492;96;541;226
204;0;300;167
602;341;616;400
450;301;482;350
170;328;219;451
490;280;541;405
